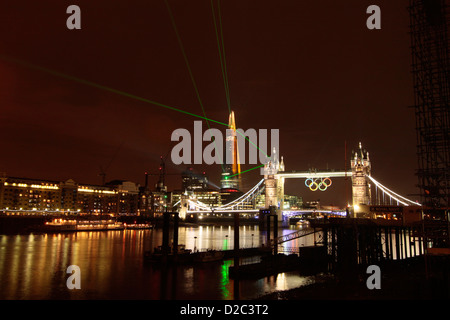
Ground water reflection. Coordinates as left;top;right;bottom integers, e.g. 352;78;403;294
0;225;314;300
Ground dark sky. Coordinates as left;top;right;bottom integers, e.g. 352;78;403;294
0;1;419;207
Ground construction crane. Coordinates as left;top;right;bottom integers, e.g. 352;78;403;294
99;141;124;185
144;155;180;192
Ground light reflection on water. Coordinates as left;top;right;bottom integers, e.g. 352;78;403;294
0;225;315;300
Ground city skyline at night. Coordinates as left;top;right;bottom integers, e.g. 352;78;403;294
1;0;449;307
0;1;420;208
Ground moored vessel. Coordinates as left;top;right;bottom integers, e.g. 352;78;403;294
38;218;124;232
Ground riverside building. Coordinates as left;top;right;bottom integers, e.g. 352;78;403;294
0;174;140;215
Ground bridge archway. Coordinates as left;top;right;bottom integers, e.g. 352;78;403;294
265;143;419;221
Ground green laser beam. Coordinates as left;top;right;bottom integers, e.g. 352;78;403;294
217;0;231;112
211;0;231;114
0;54;270;172
164;0;209;123
164;0;225;172
227;164;264;178
212;0;270;163
0;54;228;127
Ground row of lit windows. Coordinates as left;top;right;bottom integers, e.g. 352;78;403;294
2;183;119;195
3;182;59;189
2;189;59;195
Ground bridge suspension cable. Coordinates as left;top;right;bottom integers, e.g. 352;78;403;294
187;179;264;212
216;179;264;209
367;175;420;206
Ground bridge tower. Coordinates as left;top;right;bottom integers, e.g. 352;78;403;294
276;156;285;215
263;148;284;221
179;193;189;220
351;142;372;209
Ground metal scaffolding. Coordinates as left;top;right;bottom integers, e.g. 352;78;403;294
409;0;450;207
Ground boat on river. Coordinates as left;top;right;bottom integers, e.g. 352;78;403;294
123;222;153;230
38;218;124;232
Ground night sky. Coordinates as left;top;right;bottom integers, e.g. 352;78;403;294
0;1;418;207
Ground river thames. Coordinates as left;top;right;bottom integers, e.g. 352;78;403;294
0;224;317;300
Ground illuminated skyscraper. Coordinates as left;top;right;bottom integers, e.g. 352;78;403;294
181;167;208;192
221;111;241;190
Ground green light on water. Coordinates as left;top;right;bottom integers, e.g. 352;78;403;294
223;237;228;250
220;259;232;299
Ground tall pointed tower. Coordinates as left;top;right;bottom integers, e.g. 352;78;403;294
351;142;372;207
221;111;241;190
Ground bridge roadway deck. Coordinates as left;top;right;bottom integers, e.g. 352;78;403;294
276;170;352;179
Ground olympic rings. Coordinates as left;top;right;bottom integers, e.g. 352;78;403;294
323;178;332;187
305;177;332;191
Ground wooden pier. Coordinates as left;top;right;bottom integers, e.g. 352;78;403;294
308;217;450;282
310;218;422;270
231;217;450;281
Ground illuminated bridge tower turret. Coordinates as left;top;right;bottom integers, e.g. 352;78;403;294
276;156;285;215
351;142;372;209
264;147;284;221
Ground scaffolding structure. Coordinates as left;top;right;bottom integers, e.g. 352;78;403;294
409;0;450;207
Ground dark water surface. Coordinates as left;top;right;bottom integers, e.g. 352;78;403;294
0;225;316;299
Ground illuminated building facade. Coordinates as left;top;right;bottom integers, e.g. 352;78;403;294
192;190;222;207
181;168;208;192
106;180;140;215
0;175;140;215
0;176;61;213
255;193;302;210
172;189;222;213
283;194;303;210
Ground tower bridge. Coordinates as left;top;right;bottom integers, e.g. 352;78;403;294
179;142;420;221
